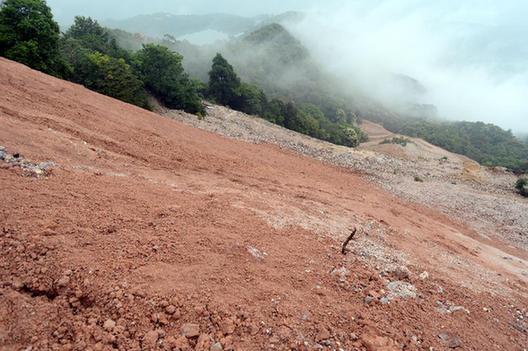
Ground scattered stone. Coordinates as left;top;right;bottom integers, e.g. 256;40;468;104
181;323;200;338
0;147;56;177
368;290;382;299
331;266;350;282
385;281;417;301
361;333;399;351
384;266;411;280
247;246;267;260
103;319;116;332
12;279;24;290
57;276;70;287
419;271;430;280
438;332;462;348
436;301;470;315
210;342;223;351
220;318;236;335
364;296;375;305
166;305;177;314
380;297;391;305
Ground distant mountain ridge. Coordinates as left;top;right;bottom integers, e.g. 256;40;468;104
102;12;304;40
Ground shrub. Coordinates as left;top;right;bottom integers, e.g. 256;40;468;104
233;82;267;116
381;137;411;147
516;178;528;197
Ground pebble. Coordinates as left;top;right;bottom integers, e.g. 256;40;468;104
438;332;462;349
166;305;177;314
385;281;417;300
181;323;200;338
220;318;236;335
103;319;116;332
57;276;70;287
419;271;430;280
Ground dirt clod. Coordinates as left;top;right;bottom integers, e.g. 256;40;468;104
181;323;201;338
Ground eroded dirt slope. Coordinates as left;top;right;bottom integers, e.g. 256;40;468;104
0;58;527;351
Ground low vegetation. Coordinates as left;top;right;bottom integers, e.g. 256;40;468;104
516;178;528;197
380;137;412;147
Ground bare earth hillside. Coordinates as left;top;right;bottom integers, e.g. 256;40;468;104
1;58;527;350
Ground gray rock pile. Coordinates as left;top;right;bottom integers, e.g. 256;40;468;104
0;146;55;177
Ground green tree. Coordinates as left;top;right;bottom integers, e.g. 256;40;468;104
63;16;126;59
79;52;148;108
263;99;286;125
208;53;241;106
233;82;267;116
283;102;321;137
0;0;63;75
341;127;361;147
135;44;204;114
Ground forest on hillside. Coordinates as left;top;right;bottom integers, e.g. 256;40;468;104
379;117;528;172
1;0;527;172
108;21;528;172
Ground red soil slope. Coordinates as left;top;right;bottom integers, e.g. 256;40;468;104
0;58;526;350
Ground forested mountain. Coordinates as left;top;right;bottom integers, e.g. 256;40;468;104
102;12;303;40
106;21;528;172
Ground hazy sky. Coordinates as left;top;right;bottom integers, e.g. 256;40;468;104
46;0;528;132
47;0;318;23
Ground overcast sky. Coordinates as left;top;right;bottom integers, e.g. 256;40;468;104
46;0;528;132
47;0;320;23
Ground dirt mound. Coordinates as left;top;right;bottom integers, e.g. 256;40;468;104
1;58;527;350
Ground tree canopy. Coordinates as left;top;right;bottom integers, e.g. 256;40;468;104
0;0;63;75
377;117;528;172
208;53;241;106
78;51;148;108
135;44;204;114
63;16;127;59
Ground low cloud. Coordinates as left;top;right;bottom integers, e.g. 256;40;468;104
288;0;528;133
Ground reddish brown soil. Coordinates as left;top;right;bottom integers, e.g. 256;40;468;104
0;58;526;351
